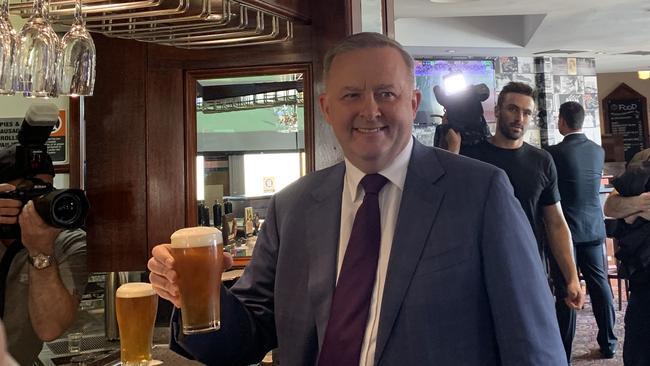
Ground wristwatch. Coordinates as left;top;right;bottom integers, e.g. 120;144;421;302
28;253;55;270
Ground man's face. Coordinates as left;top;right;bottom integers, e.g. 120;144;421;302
319;47;421;173
495;92;535;141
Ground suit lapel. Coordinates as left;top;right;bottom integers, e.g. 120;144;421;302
374;141;445;364
306;163;345;347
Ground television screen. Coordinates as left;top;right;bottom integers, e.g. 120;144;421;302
414;59;496;125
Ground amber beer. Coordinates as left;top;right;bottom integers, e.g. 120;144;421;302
115;282;158;366
170;226;223;334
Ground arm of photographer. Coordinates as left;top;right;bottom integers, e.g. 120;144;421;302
0;181;86;342
20;200;85;341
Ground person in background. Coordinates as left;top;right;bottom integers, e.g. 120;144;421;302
604;168;650;366
148;32;567;366
445;82;584;364
0;145;87;365
546;101;617;359
628;147;650;167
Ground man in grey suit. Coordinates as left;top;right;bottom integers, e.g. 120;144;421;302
148;33;567;366
546;101;617;359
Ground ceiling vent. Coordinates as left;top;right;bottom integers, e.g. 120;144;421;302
533;49;590;55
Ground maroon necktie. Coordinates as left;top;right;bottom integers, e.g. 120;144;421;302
318;173;389;366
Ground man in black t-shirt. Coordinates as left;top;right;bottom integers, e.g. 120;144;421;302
462;141;560;259
445;81;584;364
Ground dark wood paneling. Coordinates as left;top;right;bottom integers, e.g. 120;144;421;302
241;0;310;22
83;0;356;270
68;97;80;189
146;69;186;253
85;36;148;271
310;0;352;169
146;22;313;71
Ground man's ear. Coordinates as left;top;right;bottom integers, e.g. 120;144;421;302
412;89;422;117
319;93;332;126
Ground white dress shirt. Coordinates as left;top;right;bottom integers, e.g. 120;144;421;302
337;137;413;366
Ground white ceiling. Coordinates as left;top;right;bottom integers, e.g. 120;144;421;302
394;0;650;73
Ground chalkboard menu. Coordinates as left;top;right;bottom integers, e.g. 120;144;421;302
606;98;645;161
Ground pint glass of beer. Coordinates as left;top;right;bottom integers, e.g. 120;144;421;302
170;226;223;334
115;282;158;366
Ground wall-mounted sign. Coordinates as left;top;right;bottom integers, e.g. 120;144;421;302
0;110;67;164
47;110;67;163
604;83;648;162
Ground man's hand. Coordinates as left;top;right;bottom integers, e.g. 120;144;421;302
623;209;650;224
564;279;585;310
632;192;650;212
445;128;462;154
148;244;233;308
19;201;62;255
0;183;21;225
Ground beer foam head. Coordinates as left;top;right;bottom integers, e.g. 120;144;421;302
116;282;155;298
170;226;222;248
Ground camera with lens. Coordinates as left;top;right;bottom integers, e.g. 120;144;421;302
433;82;491;148
0;103;89;239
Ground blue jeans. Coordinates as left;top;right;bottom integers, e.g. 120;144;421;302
624;283;650;366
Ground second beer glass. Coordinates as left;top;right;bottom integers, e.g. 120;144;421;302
115;282;158;366
170;226;223;334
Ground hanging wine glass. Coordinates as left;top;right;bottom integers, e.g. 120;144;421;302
0;0;16;95
15;0;59;97
58;0;95;96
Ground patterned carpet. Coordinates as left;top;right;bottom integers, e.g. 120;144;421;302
572;293;626;365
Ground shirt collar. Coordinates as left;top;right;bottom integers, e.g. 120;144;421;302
344;137;413;203
564;131;584;137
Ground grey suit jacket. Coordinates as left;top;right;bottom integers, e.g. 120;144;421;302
170;139;567;366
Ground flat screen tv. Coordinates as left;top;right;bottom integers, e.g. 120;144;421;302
414;59;496;125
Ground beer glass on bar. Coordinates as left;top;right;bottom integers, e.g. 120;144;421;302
170;226;223;334
115;282;158;366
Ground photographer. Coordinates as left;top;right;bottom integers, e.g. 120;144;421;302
0;144;87;365
604;163;650;366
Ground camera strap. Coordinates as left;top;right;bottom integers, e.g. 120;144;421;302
0;240;25;319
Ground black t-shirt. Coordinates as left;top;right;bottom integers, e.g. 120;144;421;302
461;140;561;258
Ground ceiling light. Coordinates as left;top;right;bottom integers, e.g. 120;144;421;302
446;49;456;53
639;70;650;80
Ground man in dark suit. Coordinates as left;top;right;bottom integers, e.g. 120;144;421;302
546;101;617;359
148;33;567;366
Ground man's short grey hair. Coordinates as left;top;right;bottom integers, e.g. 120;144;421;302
322;32;416;88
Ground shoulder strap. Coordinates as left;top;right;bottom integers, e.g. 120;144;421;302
0;241;25;319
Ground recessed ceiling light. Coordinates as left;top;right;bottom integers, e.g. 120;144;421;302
595;51;606;55
430;0;478;2
446;49;456;53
